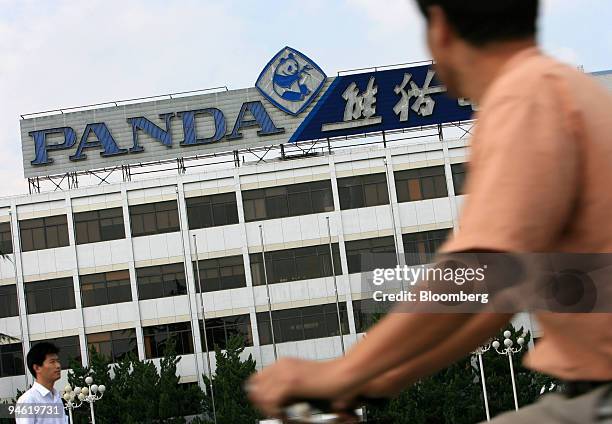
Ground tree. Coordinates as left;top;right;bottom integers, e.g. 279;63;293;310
201;335;261;424
157;340;205;423
65;340;204;424
120;353;161;423
366;354;483;424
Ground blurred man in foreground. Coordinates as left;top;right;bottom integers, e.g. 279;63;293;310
248;0;612;422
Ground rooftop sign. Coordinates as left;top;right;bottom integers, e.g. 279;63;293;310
20;47;474;178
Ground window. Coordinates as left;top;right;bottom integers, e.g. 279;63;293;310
345;236;397;274
129;201;180;237
352;299;390;333
19;215;69;252
0;343;24;377
199;314;253;351
242;180;334;222
337;173;389;210
0;285;18;318
74;208;125;244
80;270;132;307
250;244;342;286
87;329;137;363
257;303;349;345
25;277;75;314
193;255;246;293
137;263;187;300
395;166;448;202
36;336;81;369
403;229;451;265
143;322;194;358
0;222;12;254
451;163;467;195
186;193;238;229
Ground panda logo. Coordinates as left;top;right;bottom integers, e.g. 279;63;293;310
272;53;313;102
256;47;326;116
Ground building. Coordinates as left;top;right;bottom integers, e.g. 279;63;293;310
1;46;610;401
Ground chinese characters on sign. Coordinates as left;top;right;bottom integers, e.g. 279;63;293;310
321;69;474;133
393;70;446;121
322;76;383;131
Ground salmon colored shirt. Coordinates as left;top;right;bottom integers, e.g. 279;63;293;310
441;47;612;380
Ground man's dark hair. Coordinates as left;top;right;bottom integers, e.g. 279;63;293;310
416;0;539;47
27;342;59;378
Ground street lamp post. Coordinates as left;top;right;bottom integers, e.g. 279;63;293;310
62;376;106;424
492;330;525;411
473;341;492;422
61;384;83;424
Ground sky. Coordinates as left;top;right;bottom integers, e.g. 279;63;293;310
1;0;611;197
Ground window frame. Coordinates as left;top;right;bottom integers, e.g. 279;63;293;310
87;328;138;363
193;255;246;293
80;270;132;307
345;236;397;274
352;299;390;333
250;243;342;286
186;192;239;230
0;222;13;255
74;207;125;245
394;166;448;203
19;215;70;252
0;343;25;378
256;303;349;345
199;314;253;351
136;263;187;300
143;322;194;359
451;163;467;195
25;277;76;314
242;180;334;222
337;173;389;210
0;284;18;318
402;229;451;266
129;200;180;237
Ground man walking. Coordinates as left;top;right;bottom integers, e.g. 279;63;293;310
16;342;68;423
247;0;612;422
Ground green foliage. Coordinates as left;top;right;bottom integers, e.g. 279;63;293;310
8;319;558;424
366;325;558;423
202;335;261;424
63;341;204;423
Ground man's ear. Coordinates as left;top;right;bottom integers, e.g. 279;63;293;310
427;5;454;50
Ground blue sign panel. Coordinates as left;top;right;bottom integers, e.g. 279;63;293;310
289;65;474;143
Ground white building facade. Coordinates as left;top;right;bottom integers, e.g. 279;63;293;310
0;135;542;401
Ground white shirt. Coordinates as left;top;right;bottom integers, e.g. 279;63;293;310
15;382;68;424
